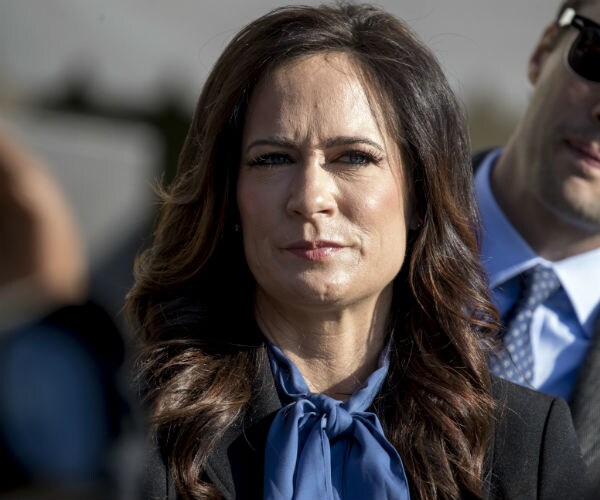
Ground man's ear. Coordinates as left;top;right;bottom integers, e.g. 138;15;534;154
528;24;559;84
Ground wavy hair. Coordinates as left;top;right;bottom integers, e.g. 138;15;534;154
127;3;499;499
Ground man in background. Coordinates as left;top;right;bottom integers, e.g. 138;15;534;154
473;0;600;474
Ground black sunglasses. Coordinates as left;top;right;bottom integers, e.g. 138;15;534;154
558;8;600;82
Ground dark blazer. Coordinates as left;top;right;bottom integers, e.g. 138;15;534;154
140;354;587;500
473;149;600;472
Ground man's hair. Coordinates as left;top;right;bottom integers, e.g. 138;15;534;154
127;4;497;499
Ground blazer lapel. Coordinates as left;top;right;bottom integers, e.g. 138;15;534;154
204;348;281;500
569;319;600;467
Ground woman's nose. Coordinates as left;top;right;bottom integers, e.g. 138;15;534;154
285;158;337;219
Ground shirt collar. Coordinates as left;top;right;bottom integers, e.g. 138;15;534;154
476;149;540;287
475;148;600;335
553;250;600;335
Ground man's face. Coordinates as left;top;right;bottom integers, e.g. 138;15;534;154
519;2;600;232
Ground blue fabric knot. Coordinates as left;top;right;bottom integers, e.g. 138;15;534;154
319;400;353;438
264;343;410;500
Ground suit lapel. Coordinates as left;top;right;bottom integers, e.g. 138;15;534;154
204;347;281;500
569;320;600;467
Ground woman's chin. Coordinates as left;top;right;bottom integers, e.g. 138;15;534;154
291;284;348;307
260;278;352;310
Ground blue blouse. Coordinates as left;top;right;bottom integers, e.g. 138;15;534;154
264;343;410;500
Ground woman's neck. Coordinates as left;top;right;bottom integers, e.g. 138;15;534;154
255;286;392;398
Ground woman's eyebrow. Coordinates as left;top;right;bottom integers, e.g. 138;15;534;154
245;135;385;153
245;136;296;152
324;136;384;152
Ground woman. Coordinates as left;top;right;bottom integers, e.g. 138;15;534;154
128;4;586;499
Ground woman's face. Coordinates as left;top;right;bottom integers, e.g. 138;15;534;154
237;52;411;312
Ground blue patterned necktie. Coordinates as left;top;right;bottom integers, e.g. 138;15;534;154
489;264;561;385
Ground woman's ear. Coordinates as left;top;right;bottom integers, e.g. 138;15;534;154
409;214;422;231
405;182;421;231
528;24;559;84
408;200;422;231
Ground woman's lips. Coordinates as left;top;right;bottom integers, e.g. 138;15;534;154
566;138;600;169
284;240;345;261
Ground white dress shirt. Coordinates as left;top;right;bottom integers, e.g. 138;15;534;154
475;149;600;399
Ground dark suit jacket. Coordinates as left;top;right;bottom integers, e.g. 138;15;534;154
473;149;600;472
140;353;587;500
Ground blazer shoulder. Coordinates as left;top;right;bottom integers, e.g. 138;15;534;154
138;441;178;500
491;375;554;414
488;377;587;499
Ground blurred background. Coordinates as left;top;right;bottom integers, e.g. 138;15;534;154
0;0;559;498
0;0;556;286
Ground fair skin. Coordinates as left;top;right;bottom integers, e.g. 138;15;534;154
237;52;411;399
492;1;600;261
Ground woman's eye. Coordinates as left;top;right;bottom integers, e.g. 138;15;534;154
335;150;382;166
247;153;293;167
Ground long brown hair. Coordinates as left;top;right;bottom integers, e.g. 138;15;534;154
127;3;498;499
